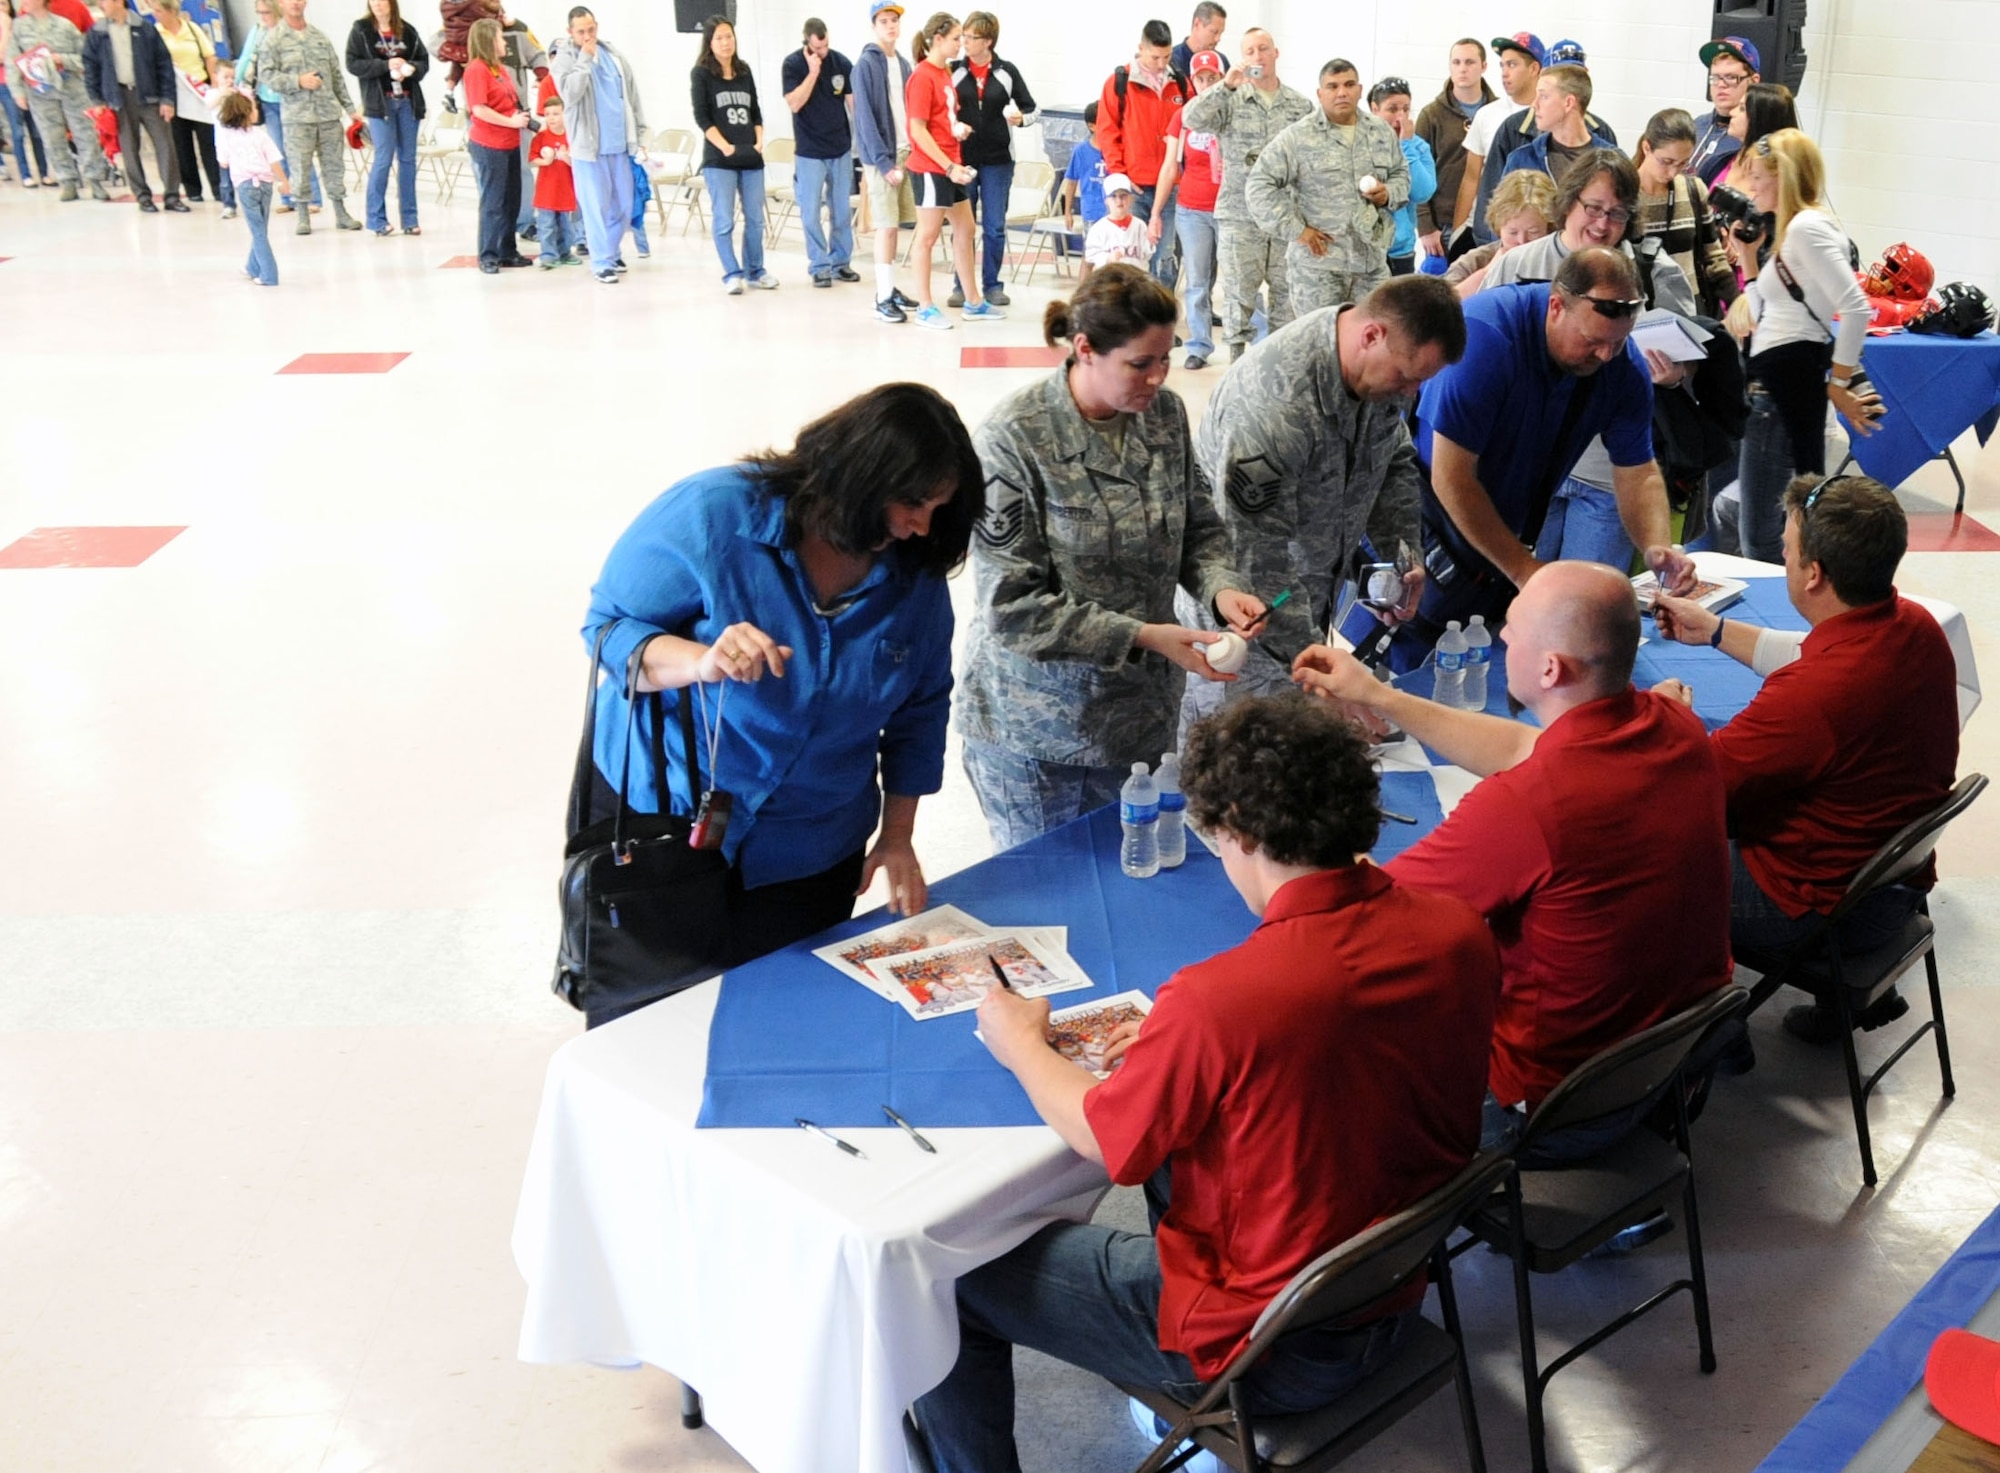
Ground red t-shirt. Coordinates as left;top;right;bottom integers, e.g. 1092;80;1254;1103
529;126;576;210
1168;111;1220;213
1387;689;1733;1109
1082;865;1497;1380
904;58;959;174
462;61;521;152
1714;595;1958;917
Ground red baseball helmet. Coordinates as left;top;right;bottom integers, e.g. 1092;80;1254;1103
1864;243;1935;302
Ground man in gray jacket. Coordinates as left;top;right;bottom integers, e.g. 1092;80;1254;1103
262;0;360;232
1247;58;1407;317
1178;274;1465;726
1180;26;1309;361
550;6;646;283
5;0;109;200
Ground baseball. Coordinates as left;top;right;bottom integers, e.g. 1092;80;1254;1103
1198;632;1248;675
1359;174;1381;196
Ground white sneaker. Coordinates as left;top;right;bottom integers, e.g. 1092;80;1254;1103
725;277;745;295
1127;1397;1221;1473
747;273;779;290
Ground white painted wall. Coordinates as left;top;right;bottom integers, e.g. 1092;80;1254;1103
268;0;1999;295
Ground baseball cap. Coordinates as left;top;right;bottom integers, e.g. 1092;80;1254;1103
1188;49;1224;76
1491;32;1548;67
1699;36;1761;73
1102;173;1135;196
1543;39;1588;70
1928;1329;2000;1445
869;0;904;17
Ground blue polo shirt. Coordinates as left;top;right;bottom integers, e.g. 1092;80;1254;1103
585;467;954;888
780;46;852;159
1415;283;1654;536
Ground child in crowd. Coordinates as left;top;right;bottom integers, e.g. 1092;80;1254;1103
207;57;248;219
1445;169;1556;293
1083;174;1147;273
529;92;577;268
628;152;651;260
1061;99;1106;253
212;90;290;286
438;0;498;103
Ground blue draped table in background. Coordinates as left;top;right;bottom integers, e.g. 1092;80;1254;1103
1837;330;2000;506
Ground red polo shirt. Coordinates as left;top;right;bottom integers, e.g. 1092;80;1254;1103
1387;689;1733;1109
1083;865;1497;1381
1714;594;1958;917
1095;65;1187;188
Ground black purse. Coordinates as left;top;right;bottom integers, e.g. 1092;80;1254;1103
552;628;732;1025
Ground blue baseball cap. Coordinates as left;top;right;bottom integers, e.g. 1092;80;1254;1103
1543;39;1588;70
1491;32;1548;67
1700;36;1761;73
870;0;904;17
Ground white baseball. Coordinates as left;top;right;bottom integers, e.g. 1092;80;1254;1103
1359;174;1381;196
1198;632;1248;674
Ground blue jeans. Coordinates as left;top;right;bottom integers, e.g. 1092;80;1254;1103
1;85;47;179
913;1219;1412;1473
536;206;577;262
1533;475;1633;571
1728;842;1918;957
795;150;854;276
1481;1089;1662;1167
239;179;277;283
1732;384;1803;563
951;157;1011;294
1176;205;1217;356
703;165;766;282
1131;182;1179;289
572;152;633;272
468;139;520;266
261;96;320;207
516;127;537;233
365;98;419;231
961;741;1129;853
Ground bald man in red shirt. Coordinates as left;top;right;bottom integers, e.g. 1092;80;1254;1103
1652;474;1959;1044
914;697;1497;1473
1296;560;1733;1158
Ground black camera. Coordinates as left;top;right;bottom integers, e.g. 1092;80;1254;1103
1710;184;1773;244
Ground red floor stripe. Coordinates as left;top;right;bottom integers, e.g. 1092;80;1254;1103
277;352;412;375
439;256;480;269
1906;513;2000;553
960;347;1067;369
0;526;187;569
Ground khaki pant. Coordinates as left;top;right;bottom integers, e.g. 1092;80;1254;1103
1216;217;1290;348
858;146;915;233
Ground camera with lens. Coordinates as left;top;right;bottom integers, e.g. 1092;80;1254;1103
1710;184;1773;244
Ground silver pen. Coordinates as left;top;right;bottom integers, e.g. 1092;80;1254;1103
796;1117;866;1159
882;1104;937;1153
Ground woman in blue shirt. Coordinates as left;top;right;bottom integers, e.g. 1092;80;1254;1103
581;383;983;1020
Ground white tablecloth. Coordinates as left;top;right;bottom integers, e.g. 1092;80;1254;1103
511;983;1110;1473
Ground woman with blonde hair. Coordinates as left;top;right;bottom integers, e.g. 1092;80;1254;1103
151;0;230;209
462;14;532;271
1445;168;1555;292
1718;128;1882;559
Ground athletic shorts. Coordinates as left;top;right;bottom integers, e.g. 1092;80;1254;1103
911;169;967;210
862;150;917;229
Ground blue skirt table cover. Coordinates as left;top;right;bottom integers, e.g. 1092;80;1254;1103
1837;330;2000;494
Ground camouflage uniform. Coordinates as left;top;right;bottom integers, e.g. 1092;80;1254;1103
958;368;1247;850
1181;79;1312;354
261;20;355;218
1176;306;1422;733
1246;107;1407;316
5;12;107;190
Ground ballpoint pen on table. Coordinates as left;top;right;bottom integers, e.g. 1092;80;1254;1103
796;1117;866;1159
881;1104;937;1153
1380;809;1417;825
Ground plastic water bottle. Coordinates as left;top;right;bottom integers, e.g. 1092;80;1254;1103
1434;620;1468;709
1120;762;1160;878
1462;614;1492;711
1155;752;1186;869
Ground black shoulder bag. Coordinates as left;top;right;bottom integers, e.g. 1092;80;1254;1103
552;627;732;1024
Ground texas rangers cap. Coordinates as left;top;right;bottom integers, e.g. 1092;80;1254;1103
1491;33;1548;67
1699;36;1762;73
1189;49;1224;76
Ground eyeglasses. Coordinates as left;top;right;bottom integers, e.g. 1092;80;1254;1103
1708;69;1751;86
1578;200;1634;226
1559;287;1644;319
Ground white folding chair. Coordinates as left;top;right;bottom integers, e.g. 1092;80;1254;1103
762;135;796;242
417;118;468;203
644;127;702;232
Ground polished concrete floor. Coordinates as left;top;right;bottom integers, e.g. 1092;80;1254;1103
2;163;1998;1473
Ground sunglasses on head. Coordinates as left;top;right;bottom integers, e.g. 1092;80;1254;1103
1559;287;1645;319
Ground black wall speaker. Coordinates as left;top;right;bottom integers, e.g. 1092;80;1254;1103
676;0;736;35
1712;0;1809;94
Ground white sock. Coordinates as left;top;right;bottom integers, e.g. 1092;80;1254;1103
876;263;896;301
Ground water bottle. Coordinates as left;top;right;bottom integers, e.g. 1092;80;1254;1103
1462;614;1492;711
1434;620;1468;710
1155;753;1186;869
1120;762;1160;878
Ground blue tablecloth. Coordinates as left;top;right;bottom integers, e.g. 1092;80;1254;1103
1840;331;2000;489
697;770;1446;1131
1632;574;1807;730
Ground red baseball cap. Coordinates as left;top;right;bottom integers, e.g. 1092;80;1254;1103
1927;1329;2000;1445
1188;49;1224;76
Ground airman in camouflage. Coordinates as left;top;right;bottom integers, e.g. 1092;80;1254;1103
956;363;1254;851
5;5;108;198
1246;60;1408;317
260;5;360;231
1179;29;1312;361
1176;278;1469;734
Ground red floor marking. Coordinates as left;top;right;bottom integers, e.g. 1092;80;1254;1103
277;352;411;375
439;255;480;268
1906;513;2000;553
960;347;1067;369
0;526;187;569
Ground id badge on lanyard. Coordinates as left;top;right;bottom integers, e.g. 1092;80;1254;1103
689;681;734;851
